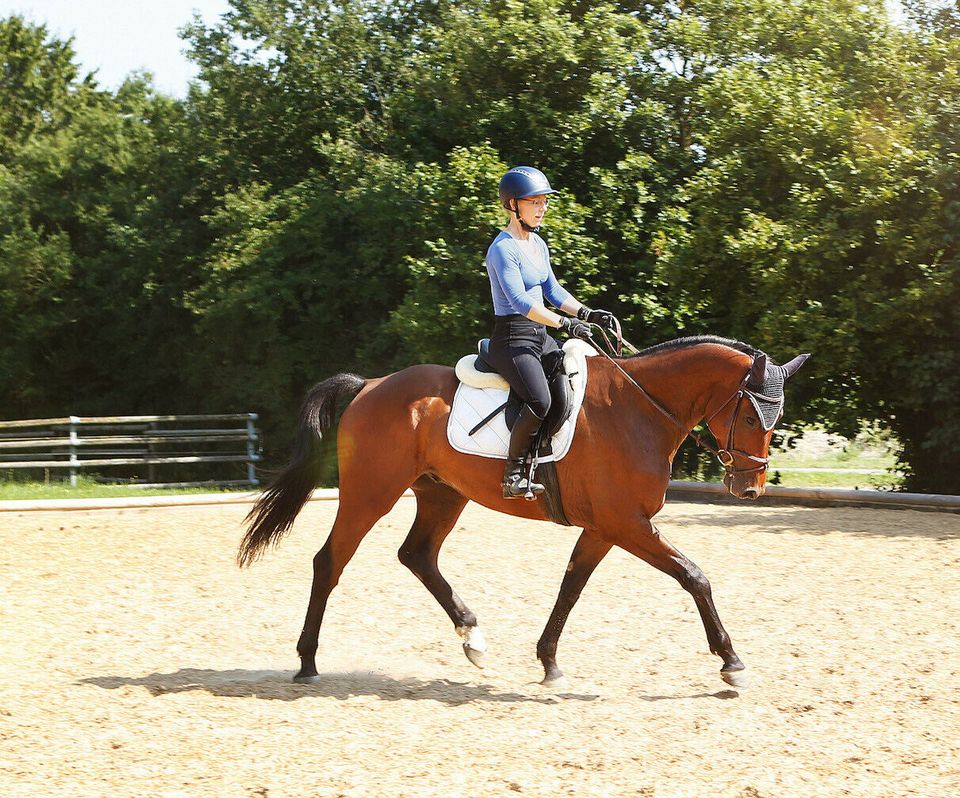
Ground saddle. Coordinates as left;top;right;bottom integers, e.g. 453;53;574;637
466;339;572;442
452;338;593;454
448;338;595;524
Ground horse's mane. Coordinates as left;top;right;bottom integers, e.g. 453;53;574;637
626;335;762;360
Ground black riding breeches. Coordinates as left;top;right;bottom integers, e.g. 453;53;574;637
485;314;561;420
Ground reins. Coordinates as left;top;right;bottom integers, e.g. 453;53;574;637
582;323;769;475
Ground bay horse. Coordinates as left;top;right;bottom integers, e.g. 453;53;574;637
238;335;809;688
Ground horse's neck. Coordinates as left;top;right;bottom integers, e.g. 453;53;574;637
621;344;752;429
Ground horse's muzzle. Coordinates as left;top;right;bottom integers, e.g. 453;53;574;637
724;471;765;500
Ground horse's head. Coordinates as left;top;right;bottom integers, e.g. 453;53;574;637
705;351;810;499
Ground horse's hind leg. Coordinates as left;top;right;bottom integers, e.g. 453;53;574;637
295;486;409;683
612;517;746;687
537;530;612;687
398;479;485;666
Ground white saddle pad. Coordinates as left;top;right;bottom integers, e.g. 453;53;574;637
446;339;595;462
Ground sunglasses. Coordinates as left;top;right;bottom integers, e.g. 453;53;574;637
519;197;551;209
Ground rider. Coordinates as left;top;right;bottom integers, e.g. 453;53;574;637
485;166;619;498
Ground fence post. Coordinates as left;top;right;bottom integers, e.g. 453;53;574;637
246;413;259;486
68;416;80;487
147;420;157;484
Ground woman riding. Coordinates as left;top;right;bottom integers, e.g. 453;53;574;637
485;166;619;498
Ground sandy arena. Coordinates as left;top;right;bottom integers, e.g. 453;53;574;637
1;497;958;797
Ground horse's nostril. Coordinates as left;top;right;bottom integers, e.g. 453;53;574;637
742;487;760;500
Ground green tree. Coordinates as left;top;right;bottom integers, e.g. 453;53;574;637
182;138;431;429
650;0;960;491
5;1;960;492
0;15;86;157
0;17;195;418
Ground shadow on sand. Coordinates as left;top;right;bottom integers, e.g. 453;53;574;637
79;668;600;706
665;502;960;540
639;689;740;701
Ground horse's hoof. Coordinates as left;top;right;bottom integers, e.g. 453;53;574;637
457;625;487;669
293;671;322;684
721;668;748;689
540;674;569;689
463;644;486;668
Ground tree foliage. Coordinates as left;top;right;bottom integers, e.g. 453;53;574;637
1;2;959;491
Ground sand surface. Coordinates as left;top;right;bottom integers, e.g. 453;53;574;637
1;498;958;797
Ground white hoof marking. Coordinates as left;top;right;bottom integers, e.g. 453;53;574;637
721;669;748;689
456;626;487;669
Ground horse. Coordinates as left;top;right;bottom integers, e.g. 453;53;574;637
238;335;809;688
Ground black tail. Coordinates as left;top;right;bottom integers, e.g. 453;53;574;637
237;373;366;567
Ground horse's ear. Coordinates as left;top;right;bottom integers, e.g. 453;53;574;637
780;353;811;380
749;353;768;385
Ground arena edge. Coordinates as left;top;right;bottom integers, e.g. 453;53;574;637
667;481;960;514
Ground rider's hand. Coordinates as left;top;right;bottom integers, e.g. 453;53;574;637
578;306;619;331
559;316;593;340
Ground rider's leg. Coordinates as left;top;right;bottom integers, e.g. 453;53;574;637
501;350;552;498
485;316;554;497
503;403;546;497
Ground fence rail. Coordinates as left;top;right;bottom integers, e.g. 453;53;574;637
0;414;261;487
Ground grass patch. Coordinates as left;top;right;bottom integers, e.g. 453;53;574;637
766;470;904;490
0;476;253;501
677;424;906;490
767;425;903;489
773;426;897;467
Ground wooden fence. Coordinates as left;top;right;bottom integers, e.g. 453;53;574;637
0;414;261;487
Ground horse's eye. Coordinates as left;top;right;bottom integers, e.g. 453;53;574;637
744;415;757;428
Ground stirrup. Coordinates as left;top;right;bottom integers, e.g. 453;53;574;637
502;466;545;499
503;476;545;499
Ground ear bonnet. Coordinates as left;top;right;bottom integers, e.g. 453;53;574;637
746;354;809;431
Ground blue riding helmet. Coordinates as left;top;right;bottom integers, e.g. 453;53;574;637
498;166;558;211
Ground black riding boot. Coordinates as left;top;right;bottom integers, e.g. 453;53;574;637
503;405;546;499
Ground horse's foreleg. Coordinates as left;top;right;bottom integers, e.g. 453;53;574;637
613;518;746;687
536;531;613;687
398;481;483;665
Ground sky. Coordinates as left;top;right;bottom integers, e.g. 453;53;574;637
1;0;233;97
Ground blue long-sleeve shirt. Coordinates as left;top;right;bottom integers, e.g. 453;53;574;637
485;231;572;316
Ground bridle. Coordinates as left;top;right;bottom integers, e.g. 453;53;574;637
586;325;776;477
694;378;777;476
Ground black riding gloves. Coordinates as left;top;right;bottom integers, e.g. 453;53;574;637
577;305;619;331
559;316;593;340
